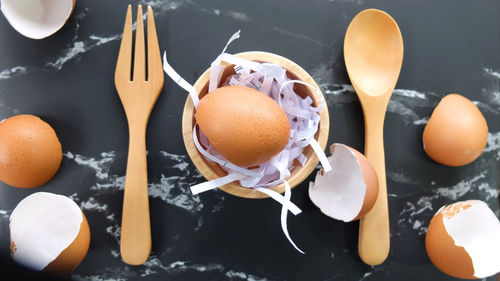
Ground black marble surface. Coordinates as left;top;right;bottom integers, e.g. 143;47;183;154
0;0;499;280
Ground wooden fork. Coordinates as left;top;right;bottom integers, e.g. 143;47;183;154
114;5;164;265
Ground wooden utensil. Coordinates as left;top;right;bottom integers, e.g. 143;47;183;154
181;51;329;199
343;9;404;265
114;5;164;265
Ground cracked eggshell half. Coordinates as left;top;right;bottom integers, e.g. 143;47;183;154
1;0;75;39
425;200;500;279
0;115;63;188
423;94;488;166
308;143;378;222
10;192;90;275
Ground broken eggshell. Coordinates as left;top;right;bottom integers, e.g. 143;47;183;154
423;94;488;167
9;192;90;275
0;114;63;188
309;143;378;222
1;0;75;39
425;200;500;279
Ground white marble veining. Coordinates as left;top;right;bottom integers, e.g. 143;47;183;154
396;171;498;236
64;150;206;213
0;66;27;80
71;254;270;281
80;197;109;212
326;0;364;4
484;68;500;79
89;34;121;46
72;275;126;281
65;151;115;180
140;0;185;12
45;41;87;70
271;26;328;47
484;132;500;160
225;11;250;22
110;249;120;258
0;102;20;120
0;210;10;220
106;224;121;243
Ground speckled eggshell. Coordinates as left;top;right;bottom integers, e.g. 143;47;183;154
195;85;291;167
0;114;63;188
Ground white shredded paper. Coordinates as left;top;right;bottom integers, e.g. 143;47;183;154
163;31;330;253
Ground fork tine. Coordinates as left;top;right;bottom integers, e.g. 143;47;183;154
133;5;146;82
115;5;133;84
147;6;163;82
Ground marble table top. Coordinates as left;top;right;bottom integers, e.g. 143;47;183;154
0;0;499;280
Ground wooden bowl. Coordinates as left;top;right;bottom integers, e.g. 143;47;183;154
181;51;329;199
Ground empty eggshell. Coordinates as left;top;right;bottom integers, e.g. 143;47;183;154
425;200;500;279
9;192;90;275
309;143;378;222
1;0;75;39
423;94;488;166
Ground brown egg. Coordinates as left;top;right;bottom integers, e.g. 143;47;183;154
10;192;91;275
0;114;62;188
425;200;500;279
423;94;488;166
196;85;290;167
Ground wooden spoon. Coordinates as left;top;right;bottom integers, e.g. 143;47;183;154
343;9;404;265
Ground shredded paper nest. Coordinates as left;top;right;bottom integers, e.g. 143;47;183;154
163;31;331;253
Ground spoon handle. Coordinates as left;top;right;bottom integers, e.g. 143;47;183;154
120;123;152;265
358;111;390;265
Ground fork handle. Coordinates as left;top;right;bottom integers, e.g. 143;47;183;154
120;123;151;265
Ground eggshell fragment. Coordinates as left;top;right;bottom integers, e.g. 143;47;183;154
425;200;500;279
196;85;291;167
0;114;63;188
309;144;378;222
423;94;488;166
1;0;75;39
9;192;90;275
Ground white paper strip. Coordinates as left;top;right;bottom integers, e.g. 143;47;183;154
280;181;304;254
252;187;302;215
191;173;246;195
309;138;332;172
163;52;200;107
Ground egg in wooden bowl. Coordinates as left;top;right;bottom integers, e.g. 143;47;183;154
181;51;329;199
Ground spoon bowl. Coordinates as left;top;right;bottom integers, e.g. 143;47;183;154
345;10;404;96
344;9;404;265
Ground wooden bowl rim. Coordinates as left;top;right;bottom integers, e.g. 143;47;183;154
181;51;330;199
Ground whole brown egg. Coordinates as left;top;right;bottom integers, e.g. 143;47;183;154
0;114;63;188
196;86;290;167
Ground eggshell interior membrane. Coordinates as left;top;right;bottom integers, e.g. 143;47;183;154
423;94;488;166
425;200;500;279
1;0;75;39
308;144;378;222
10;192;90;274
0;115;63;188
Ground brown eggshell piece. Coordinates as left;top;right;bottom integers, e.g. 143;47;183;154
0;114;62;188
425;211;475;279
195;85;290;167
346;147;379;220
43;212;91;275
423;94;488;166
